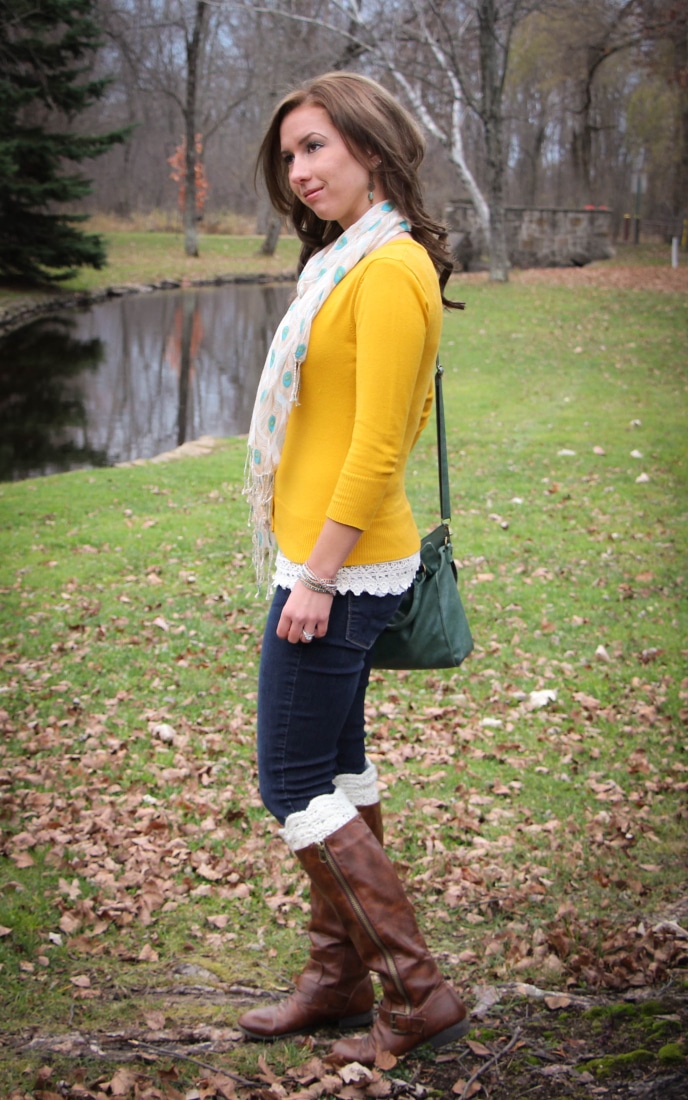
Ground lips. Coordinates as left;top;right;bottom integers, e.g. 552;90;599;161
303;186;323;202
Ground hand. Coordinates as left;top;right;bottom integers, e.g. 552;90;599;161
276;582;334;644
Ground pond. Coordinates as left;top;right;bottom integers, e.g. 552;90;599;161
0;281;294;482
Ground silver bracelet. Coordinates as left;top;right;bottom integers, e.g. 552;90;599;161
299;561;338;596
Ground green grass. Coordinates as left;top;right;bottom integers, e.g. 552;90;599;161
59;232;302;291
0;231;302;322
0;251;686;1096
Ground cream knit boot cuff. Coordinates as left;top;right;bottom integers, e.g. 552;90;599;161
333;757;379;807
281;788;358;852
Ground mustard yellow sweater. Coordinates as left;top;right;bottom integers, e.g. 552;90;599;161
273;239;442;566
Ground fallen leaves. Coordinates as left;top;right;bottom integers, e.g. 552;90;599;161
1;375;686;1100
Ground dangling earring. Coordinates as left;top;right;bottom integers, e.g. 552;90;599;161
368;172;375;205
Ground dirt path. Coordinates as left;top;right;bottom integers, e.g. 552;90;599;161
459;261;688;295
3;979;686;1099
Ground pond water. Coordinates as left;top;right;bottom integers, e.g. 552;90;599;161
0;281;294;481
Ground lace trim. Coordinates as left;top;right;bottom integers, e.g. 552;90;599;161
274;550;419;596
333;758;379;807
281;788;358;851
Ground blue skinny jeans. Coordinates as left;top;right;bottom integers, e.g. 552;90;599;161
257;585;403;824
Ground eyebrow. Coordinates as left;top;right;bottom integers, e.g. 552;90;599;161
281;130;327;156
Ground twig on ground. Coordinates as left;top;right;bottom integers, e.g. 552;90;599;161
126;1038;256;1088
461;1028;522;1100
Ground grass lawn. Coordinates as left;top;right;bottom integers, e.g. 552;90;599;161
0;243;686;1098
0;231;302;333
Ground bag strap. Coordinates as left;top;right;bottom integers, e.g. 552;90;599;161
434;357;451;526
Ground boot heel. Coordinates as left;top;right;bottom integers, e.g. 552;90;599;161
339;1009;374;1028
429;1016;471;1049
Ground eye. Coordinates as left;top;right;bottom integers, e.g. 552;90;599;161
306;140;323;154
281;152;294;168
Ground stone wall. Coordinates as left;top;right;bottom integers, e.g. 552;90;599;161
446;202;615;270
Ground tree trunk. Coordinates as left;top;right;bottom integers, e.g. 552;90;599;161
571;43;600;207
479;0;509;282
183;2;207;258
260;211;282;256
671;14;688;220
524;123;546;207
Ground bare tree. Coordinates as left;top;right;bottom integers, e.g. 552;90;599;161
80;1;683;249
97;0;254;249
181;2;207;255
635;0;688;222
553;1;642;206
239;1;539;281
236;0;359;255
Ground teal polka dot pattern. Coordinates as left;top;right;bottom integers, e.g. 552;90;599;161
245;200;410;586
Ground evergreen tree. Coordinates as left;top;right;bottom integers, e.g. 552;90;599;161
0;0;129;284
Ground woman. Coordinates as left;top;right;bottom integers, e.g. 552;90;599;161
240;72;468;1065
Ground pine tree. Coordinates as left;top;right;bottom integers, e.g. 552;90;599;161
0;0;129;284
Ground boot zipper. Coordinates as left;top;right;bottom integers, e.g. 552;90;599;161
317;840;412;1017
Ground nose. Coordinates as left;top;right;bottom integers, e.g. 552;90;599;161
288;153;310;187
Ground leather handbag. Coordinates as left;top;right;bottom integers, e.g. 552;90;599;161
371;360;473;670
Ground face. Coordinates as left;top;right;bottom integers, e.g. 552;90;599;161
279;103;380;230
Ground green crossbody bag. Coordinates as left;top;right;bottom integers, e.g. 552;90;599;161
370;359;473;670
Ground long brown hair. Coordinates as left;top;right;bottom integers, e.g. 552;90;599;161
257;72;463;310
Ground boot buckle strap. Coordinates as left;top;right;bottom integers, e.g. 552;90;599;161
383;1007;425;1035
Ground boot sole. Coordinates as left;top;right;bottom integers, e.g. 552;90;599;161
239;1009;374;1042
429;1016;471;1049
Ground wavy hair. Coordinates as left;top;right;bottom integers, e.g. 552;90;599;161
256;72;463;310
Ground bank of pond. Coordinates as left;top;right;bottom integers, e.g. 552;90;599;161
0;281;294;482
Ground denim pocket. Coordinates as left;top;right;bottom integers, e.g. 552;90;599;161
345;590;405;651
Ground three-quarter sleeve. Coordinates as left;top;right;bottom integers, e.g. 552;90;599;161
326;255;433;531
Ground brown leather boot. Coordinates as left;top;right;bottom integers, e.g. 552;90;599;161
297;813;469;1065
238;803;383;1040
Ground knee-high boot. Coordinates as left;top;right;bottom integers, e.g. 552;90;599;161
238;769;382;1040
295;812;469;1065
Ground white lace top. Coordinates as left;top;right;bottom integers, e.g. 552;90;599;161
274;550;419;597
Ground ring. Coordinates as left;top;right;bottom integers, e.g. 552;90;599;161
301;630;315;642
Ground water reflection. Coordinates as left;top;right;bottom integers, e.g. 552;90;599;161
0;281;293;481
0;316;108;480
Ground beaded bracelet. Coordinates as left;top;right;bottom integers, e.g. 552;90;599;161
299;561;338;596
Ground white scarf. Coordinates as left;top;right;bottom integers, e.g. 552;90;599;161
245;201;411;586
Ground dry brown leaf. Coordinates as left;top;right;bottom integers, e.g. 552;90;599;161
373;1049;397;1070
452;1079;482;1096
338;1062;374;1084
12;852;35;868
196;863;223;881
466;1039;491;1057
144;1010;166;1030
108;1067;140;1096
59;912;81;935
207;914;230;929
